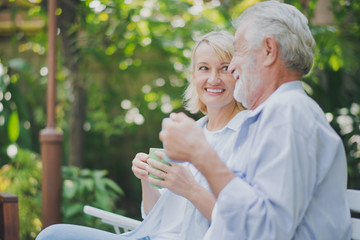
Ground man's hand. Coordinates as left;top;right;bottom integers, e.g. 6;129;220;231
159;112;209;164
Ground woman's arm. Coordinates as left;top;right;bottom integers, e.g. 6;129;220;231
184;181;216;221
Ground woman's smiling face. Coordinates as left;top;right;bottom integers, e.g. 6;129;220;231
193;42;237;112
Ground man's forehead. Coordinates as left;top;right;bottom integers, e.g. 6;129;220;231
234;26;248;48
234;22;250;39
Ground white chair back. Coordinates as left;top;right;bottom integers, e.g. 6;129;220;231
347;189;360;240
83;205;141;234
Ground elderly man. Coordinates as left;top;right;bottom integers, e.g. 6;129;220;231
160;1;352;239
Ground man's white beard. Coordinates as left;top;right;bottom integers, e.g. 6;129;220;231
234;71;249;108
233;62;262;109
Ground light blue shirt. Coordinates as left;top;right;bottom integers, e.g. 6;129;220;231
204;81;352;240
127;110;249;240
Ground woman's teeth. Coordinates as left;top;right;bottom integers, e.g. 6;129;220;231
206;88;224;93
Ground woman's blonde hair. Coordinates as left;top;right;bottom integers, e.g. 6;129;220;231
183;30;244;114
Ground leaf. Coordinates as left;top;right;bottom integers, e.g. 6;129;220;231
63;180;77;199
104;178;123;195
8;58;33;72
93;169;107;179
329;54;343;72
80;168;92;177
8;111;20;142
95;190;111;210
63;203;83;218
94;178;106;193
81;178;94;192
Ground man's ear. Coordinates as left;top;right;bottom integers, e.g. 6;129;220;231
263;36;278;67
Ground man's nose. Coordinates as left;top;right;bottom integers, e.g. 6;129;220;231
228;60;235;74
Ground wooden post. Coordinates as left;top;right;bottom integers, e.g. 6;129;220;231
39;0;63;228
0;192;19;240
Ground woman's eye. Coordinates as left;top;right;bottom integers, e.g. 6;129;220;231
222;66;229;71
199;66;208;70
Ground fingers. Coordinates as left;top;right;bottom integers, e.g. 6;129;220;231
153;150;165;160
159;114;178;142
132;157;149;170
147;158;171;172
146;163;177;189
169;112;188;121
131;165;148;178
135;152;150;162
161;112;195;136
132;152;150;179
146;165;167;179
162;112;188;126
159;129;165;142
147;176;166;188
147;164;196;196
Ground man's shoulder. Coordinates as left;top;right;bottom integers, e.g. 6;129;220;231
264;89;321;117
258;87;330;133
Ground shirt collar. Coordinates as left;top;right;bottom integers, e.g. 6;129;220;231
247;80;304;119
197;110;250;132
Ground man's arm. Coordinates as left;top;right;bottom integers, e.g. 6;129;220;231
159;112;235;197
207;120;315;239
160;111;315;239
191;144;236;198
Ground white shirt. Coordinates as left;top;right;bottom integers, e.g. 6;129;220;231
126;110;249;240
204;81;352;240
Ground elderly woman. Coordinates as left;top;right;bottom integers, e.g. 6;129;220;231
36;30;248;240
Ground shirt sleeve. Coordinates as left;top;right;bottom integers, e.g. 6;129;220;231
140;188;167;219
214;121;317;240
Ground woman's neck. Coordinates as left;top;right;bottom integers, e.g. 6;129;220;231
206;103;240;131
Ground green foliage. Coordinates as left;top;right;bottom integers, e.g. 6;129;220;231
0;148;42;240
8;110;20;142
285;0;360;189
0;149;125;238
61;166;125;231
309;0;360;188
54;0;244;139
0;58;45;167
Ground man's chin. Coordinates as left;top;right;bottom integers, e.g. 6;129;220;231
234;95;248;109
241;101;249;109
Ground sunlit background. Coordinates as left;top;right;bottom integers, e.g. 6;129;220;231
0;0;359;239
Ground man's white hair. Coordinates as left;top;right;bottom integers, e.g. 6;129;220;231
233;0;316;75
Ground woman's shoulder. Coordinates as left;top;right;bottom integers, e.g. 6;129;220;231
196;115;208;127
